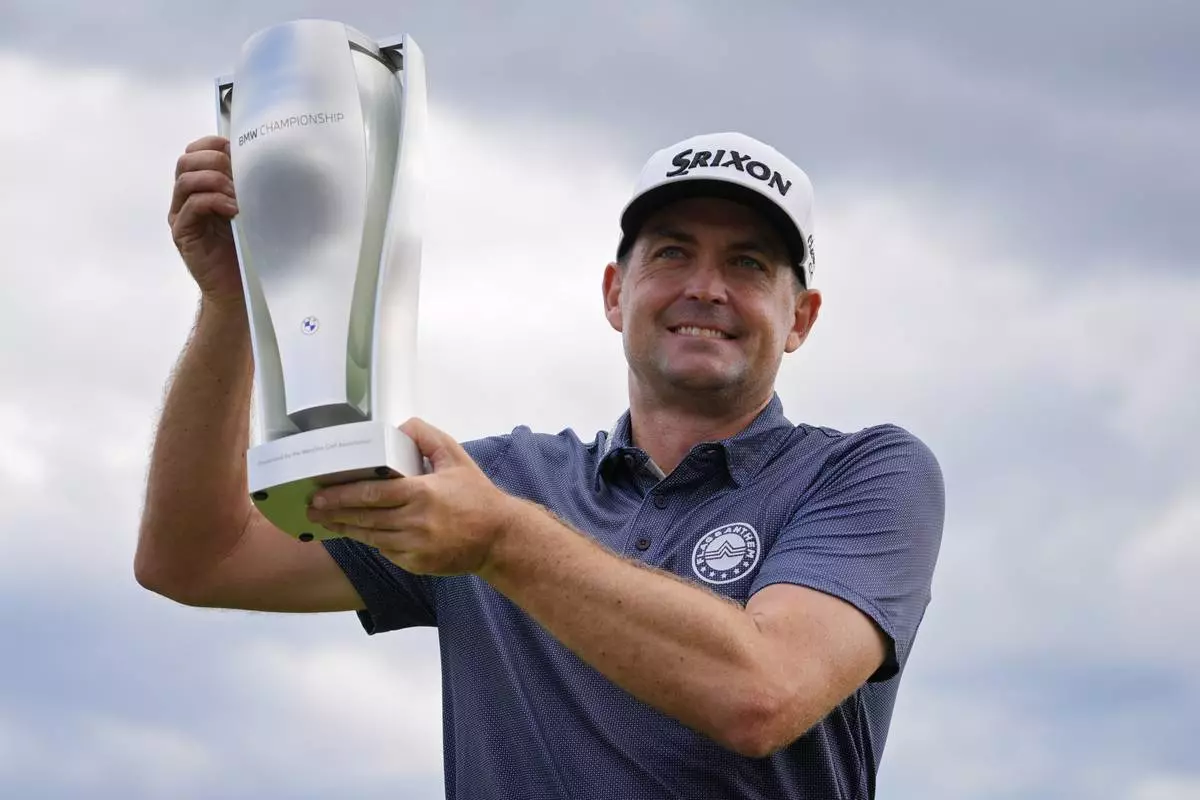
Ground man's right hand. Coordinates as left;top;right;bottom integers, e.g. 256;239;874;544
169;135;243;303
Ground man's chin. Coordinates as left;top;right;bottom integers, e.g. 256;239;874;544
659;366;743;395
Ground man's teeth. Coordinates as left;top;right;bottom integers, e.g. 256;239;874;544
674;326;731;339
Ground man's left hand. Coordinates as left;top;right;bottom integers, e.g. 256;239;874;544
306;418;516;576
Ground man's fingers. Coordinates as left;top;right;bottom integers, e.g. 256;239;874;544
312;475;416;510
185;135;230;155
334;525;416;562
170;170;236;218
170;192;239;233
311;506;401;531
176;148;232;179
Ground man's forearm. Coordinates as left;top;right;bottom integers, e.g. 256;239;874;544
135;297;257;597
478;499;793;755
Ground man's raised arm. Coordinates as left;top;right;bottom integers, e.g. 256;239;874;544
134;135;362;614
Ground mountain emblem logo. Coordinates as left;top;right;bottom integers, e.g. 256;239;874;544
691;522;761;585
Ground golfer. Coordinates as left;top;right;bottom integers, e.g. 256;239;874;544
140;130;945;799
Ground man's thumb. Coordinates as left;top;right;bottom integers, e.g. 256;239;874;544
399;417;460;471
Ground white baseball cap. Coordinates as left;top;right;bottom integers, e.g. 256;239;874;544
616;132;816;287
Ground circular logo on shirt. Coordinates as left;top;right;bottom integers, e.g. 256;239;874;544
301;316;320;335
691;522;761;585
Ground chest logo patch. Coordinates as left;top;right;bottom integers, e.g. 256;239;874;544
691;522;761;585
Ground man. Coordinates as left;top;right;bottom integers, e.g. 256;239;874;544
140;130;945;799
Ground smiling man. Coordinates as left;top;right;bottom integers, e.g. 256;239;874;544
140;131;945;799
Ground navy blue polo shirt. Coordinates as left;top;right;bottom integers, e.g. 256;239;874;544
323;394;945;799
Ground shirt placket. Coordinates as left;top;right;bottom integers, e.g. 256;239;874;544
620;448;721;559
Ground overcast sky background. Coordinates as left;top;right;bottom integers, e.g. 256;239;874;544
1;2;1197;798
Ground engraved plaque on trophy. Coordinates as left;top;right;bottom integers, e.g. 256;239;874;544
214;20;428;541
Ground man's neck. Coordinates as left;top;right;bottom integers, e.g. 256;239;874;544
626;385;773;475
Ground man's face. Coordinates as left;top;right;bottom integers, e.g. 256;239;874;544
603;196;821;405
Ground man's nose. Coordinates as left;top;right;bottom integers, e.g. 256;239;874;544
682;257;729;303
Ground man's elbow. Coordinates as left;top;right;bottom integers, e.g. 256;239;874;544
134;557;180;602
717;685;809;759
133;547;204;607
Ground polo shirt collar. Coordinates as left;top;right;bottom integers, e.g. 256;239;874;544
595;393;795;489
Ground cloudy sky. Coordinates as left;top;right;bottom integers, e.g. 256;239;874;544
1;1;1197;798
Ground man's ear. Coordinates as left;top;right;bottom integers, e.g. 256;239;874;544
603;262;624;332
784;289;822;353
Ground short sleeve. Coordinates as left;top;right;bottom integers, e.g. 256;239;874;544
749;425;945;681
321;538;438;634
320;431;515;636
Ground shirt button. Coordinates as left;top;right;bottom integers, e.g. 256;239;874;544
635;537;651;551
653;494;668;509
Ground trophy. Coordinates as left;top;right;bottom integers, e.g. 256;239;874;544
214;20;428;542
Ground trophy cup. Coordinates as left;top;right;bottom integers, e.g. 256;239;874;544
214;20;428;542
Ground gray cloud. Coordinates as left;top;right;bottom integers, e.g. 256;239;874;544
4;0;1197;276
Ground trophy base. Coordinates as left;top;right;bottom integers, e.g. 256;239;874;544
246;421;424;541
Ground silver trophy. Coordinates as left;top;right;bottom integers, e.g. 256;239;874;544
214;20;428;542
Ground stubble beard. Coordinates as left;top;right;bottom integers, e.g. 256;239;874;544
629;340;755;413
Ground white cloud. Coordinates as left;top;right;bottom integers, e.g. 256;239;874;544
782;183;1200;458
0;713;35;777
1122;488;1200;583
1129;775;1200;800
223;639;444;781
0;403;52;488
1116;485;1200;667
880;680;1068;799
64;716;216;797
0;711;215;798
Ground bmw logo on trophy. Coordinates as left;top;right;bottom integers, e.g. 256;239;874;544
214;20;428;542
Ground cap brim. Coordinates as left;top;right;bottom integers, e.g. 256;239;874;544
617;178;808;283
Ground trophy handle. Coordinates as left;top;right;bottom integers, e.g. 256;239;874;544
372;34;427;429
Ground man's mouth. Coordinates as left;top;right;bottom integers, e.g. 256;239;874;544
669;325;734;340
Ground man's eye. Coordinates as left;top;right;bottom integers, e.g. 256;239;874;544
735;255;766;270
656;246;686;259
